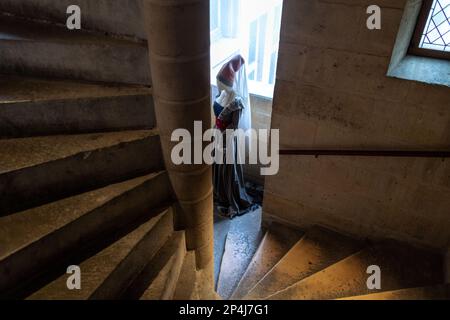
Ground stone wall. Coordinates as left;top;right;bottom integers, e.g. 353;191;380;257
244;94;273;184
263;0;450;249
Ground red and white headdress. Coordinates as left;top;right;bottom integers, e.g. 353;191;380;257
215;54;252;132
217;55;246;88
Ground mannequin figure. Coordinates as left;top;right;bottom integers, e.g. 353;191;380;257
213;55;256;219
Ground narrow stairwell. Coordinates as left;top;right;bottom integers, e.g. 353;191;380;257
1;2;448;302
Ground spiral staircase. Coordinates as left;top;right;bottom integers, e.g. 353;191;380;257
0;4;216;300
0;2;448;301
215;221;449;300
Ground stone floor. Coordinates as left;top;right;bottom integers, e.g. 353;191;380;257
213;211;231;287
214;206;264;299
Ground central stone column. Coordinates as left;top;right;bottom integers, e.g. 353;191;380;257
143;0;213;272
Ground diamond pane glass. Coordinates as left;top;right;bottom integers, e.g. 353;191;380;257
419;0;450;52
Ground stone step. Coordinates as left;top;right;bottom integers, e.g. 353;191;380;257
267;241;444;300
0;0;147;40
0;75;154;138
173;251;197;300
213;213;231;288
338;284;450;300
0;172;173;298
122;231;186;300
230;222;303;300
0;129;163;215
28;208;174;300
195;264;223;300
0;15;150;85
217;208;264;300
244;226;362;300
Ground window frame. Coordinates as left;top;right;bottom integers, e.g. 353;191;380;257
409;0;450;60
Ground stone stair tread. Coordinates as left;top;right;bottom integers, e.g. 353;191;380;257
217;207;264;300
0;75;155;138
0;14;144;46
139;231;186;300
0;129;158;175
27;208;171;300
267;241;444;300
195;267;223;300
0;172;166;262
245;225;362;300
0;14;150;84
213;212;231;288
173;251;197;300
122;231;186;300
140;253;177;300
0;1;146;40
0;171;172;298
338;284;450;300
231;222;303;300
0;75;151;104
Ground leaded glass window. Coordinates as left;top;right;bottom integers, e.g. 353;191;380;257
410;0;450;59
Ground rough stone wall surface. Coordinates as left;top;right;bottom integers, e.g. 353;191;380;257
244;95;273;184
264;0;450;249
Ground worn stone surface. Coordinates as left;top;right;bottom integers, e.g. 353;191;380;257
264;0;450;249
141;254;177;300
0;75;154;137
0;15;150;84
174;251;197;300
268;241;444;300
243;94;273;184
264;155;450;249
217;208;264;299
0;0;147;39
338;284;450;300
0;172;172;298
195;258;222;300
0;130;163;214
144;0;213;269
123;231;185;300
0;75;150;103
213;212;231;288
140;231;186;300
28;209;172;300
231;222;303;300
245;226;362;299
0;130;158;174
0;174;163;259
0;76;156;138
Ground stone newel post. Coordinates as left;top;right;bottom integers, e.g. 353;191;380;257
143;0;213;272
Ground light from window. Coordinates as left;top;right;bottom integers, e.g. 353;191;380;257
269;52;277;85
419;0;450;52
248;20;258;64
210;0;284;98
210;0;219;30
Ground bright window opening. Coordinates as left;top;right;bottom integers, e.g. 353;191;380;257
388;0;450;88
410;0;450;59
419;0;450;52
210;0;283;98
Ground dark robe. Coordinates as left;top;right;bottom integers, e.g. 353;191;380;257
213;97;256;219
